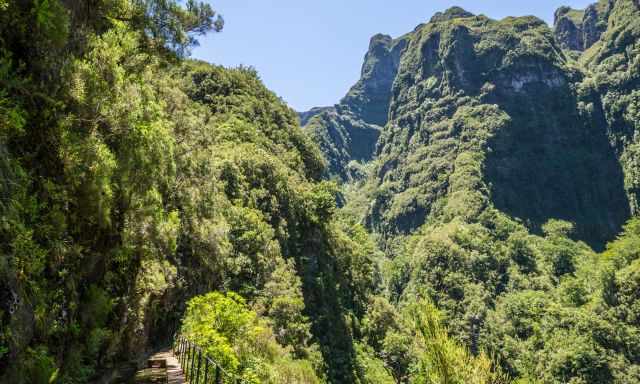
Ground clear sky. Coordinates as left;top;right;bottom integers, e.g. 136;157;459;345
192;0;595;112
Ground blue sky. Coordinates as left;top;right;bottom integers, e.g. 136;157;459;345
193;0;595;112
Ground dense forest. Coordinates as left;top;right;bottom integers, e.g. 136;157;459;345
1;0;640;383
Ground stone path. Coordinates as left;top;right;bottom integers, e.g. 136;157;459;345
157;349;186;384
134;348;186;384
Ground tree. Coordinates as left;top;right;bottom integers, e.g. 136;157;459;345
410;300;508;384
131;0;224;56
181;291;322;384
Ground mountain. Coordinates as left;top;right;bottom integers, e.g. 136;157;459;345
300;1;640;382
304;2;640;250
301;33;408;180
553;0;612;51
3;1;640;383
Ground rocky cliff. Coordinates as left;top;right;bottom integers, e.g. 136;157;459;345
340;34;408;127
301;33;408;180
302;5;640;380
306;1;640;249
553;0;612;51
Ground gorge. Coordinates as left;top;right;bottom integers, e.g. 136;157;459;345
1;1;640;383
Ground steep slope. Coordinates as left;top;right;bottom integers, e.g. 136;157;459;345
301;34;407;180
304;5;635;249
580;0;640;214
553;0;612;51
301;2;640;382
3;1;640;383
366;8;629;249
340;34;408;127
341;4;640;382
0;3;380;382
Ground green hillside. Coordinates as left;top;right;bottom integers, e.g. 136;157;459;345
2;0;640;383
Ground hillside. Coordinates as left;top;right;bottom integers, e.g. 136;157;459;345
2;0;640;383
301;1;640;382
302;34;408;181
0;2;377;382
304;2;639;251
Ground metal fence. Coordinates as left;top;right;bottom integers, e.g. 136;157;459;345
173;334;245;384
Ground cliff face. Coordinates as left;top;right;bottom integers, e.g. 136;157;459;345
553;1;612;51
301;33;408;180
306;1;640;249
304;106;380;180
369;10;629;248
340;34;409;127
580;0;640;214
554;7;585;50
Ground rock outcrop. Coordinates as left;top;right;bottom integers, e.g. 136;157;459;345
340;34;408;127
305;3;640;249
553;1;612;51
298;106;333;126
301;33;408;180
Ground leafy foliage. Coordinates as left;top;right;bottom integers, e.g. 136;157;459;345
0;1;378;382
3;0;640;383
181;292;322;383
305;2;640;383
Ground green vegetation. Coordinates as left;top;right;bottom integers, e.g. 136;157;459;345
301;33;408;182
304;1;640;383
366;7;629;249
304;107;380;181
181;292;322;383
2;0;640;383
0;1;378;382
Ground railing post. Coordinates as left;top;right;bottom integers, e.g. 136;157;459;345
186;342;193;380
184;339;189;368
183;339;187;364
190;342;197;381
215;364;221;384
182;342;187;378
195;349;202;384
203;359;209;384
180;339;185;366
184;340;188;367
181;340;186;370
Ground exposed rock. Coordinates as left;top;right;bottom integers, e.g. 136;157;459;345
340;34;408;127
582;3;607;48
302;32;408;180
304;5;635;249
305;107;381;181
298;106;333;126
554;7;585;50
553;1;612;51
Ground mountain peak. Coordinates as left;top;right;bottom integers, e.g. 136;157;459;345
429;6;475;22
369;33;393;45
553;0;612;51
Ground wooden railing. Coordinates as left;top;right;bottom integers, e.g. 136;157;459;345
173;334;245;384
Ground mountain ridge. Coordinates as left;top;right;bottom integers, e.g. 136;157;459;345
302;2;639;249
2;1;640;383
